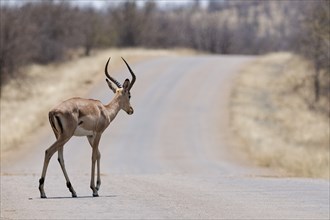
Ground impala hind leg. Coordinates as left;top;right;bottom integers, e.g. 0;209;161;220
58;147;77;197
39;142;60;198
38;138;68;198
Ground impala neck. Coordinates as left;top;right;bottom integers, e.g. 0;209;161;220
105;95;121;122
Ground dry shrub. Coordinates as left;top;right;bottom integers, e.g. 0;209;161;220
230;52;329;178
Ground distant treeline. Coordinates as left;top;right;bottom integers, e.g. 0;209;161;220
1;0;329;89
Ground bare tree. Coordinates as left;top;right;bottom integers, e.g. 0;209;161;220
77;7;102;56
299;0;330;102
0;5;37;85
110;1;141;47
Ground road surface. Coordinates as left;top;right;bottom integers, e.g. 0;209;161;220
1;56;329;219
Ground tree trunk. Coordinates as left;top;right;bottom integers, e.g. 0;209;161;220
314;64;321;102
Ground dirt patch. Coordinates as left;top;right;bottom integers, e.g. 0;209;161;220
230;52;329;178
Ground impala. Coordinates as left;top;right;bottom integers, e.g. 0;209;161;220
38;57;136;198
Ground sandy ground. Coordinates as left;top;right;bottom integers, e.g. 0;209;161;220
1;56;329;219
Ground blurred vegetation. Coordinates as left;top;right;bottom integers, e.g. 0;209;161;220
230;52;329;178
1;0;329;104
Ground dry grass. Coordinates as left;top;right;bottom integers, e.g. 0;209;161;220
230;52;330;178
0;48;196;158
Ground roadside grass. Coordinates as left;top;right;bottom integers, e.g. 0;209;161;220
230;52;329;178
0;48;196;158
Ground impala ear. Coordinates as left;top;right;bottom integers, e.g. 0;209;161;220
106;79;117;93
123;78;130;90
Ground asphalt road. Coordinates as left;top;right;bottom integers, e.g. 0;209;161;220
1;56;329;219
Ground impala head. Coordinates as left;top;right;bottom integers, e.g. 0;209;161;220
105;57;136;115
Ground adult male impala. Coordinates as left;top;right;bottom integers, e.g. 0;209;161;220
38;57;136;198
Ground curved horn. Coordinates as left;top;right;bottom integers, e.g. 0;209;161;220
105;57;122;88
121;57;136;91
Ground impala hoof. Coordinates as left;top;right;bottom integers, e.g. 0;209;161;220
72;193;77;198
93;192;99;197
40;194;47;199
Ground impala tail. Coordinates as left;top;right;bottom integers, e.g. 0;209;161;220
49;111;63;138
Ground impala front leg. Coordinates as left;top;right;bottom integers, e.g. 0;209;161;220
96;149;101;191
88;134;101;197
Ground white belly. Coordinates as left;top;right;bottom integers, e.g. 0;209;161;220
74;126;94;136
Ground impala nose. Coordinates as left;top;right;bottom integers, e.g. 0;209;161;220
128;107;134;115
